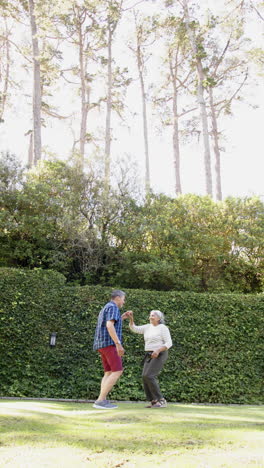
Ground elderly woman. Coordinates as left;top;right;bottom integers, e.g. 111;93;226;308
127;310;172;408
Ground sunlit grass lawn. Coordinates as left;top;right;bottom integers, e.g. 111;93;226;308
0;400;263;468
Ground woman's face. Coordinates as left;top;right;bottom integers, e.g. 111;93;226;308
149;311;160;326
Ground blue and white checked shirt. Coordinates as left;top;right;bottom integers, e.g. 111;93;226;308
93;301;122;350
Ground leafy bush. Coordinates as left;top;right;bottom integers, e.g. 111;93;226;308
0;268;263;403
1;156;263;293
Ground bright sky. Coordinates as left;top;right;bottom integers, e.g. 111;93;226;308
1;0;263;200
119;0;264;199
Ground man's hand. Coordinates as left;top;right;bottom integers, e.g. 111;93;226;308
151;350;160;359
121;310;133;320
116;343;125;356
121;311;130;320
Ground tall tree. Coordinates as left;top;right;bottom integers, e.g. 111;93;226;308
59;0;131;179
60;1;104;167
77;5;92;166
186;5;250;201
0;17;11;123
128;12;155;195
206;28;248;201
154;14;196;196
104;0;124;190
28;0;42;165
98;0;132;191
179;0;213;196
3;0;68;165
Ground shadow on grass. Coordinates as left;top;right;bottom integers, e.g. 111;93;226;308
0;403;263;455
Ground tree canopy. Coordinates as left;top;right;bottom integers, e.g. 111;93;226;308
1;153;263;292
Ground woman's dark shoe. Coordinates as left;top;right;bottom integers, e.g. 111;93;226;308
145;400;158;408
152;398;167;408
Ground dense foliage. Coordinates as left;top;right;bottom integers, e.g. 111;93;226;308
1;154;263;293
0;268;263;403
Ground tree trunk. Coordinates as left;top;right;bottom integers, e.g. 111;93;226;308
136;40;150;195
0;19;10;123
28;131;34;167
28;0;42;165
78;12;90;168
182;0;213;196
104;0;122;191
208;87;222;201
170;54;182;196
104;19;112;191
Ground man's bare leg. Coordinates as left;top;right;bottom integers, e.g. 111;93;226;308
97;370;123;401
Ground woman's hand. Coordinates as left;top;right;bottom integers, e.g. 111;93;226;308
128;310;134;324
125;310;134;321
151;346;167;358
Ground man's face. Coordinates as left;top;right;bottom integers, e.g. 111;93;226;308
116;295;125;308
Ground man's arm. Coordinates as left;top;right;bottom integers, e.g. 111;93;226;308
106;320;124;356
121;311;131;320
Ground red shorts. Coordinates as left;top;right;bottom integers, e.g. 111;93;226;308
98;345;123;372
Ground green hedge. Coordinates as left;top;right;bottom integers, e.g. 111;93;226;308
0;268;263;403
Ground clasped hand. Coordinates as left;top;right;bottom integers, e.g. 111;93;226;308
121;310;133;320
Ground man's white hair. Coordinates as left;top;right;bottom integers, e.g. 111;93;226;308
111;289;126;299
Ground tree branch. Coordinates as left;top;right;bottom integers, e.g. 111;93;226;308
215;70;248;116
251;1;264;21
123;0;145;12
0;35;32;64
212;37;231;77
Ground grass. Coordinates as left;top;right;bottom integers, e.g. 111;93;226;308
0;400;263;467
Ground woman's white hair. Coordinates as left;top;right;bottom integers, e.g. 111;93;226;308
151;310;165;324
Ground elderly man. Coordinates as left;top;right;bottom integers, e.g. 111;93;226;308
93;290;129;409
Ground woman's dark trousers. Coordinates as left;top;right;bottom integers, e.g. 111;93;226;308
142;350;168;401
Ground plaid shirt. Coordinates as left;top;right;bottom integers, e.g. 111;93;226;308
93;301;122;350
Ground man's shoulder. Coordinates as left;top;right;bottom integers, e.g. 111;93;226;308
104;301;118;310
103;301;119;314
